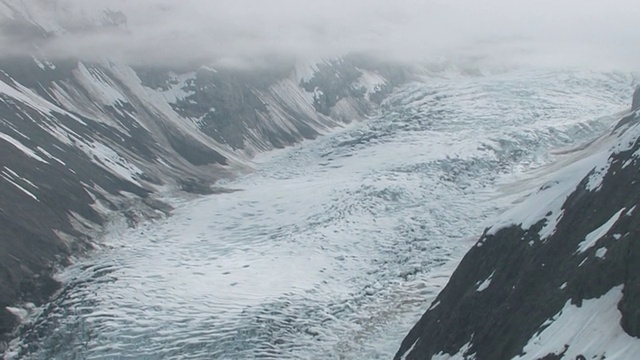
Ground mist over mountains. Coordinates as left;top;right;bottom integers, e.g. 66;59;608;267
1;1;640;359
2;0;640;70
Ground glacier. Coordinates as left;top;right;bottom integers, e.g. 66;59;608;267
5;68;636;359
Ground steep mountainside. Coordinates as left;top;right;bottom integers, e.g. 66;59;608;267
395;91;640;359
0;0;406;345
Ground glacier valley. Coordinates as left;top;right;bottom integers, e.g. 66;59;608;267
5;68;636;359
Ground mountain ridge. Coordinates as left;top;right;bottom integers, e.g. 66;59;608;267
0;1;408;347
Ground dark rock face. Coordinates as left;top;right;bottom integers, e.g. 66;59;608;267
396;107;640;359
300;54;408;115
301;58;367;115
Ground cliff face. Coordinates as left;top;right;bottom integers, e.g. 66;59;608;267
0;0;404;345
396;100;640;359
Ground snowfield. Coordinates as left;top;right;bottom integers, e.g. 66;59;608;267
6;68;637;359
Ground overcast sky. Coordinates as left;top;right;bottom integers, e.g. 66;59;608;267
4;0;640;70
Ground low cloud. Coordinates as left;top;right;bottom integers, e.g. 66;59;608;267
1;0;639;70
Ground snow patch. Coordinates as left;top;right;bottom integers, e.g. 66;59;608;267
5;307;28;323
33;57;45;70
0;76;85;124
576;208;625;254
399;338;419;360
74;62;128;107
3;167;37;189
0;133;48;163
585;158;611;191
155;72;197;103
488;176;573;240
514;286;640;360
432;340;476;360
626;205;636;216
75;140;144;186
357;69;387;100
428;300;441;311
476;271;494;292
36;146;66;166
1;173;38;201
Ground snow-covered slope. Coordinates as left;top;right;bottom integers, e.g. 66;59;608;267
396;90;640;359
0;0;402;346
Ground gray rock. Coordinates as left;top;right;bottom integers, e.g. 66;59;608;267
632;86;640;111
